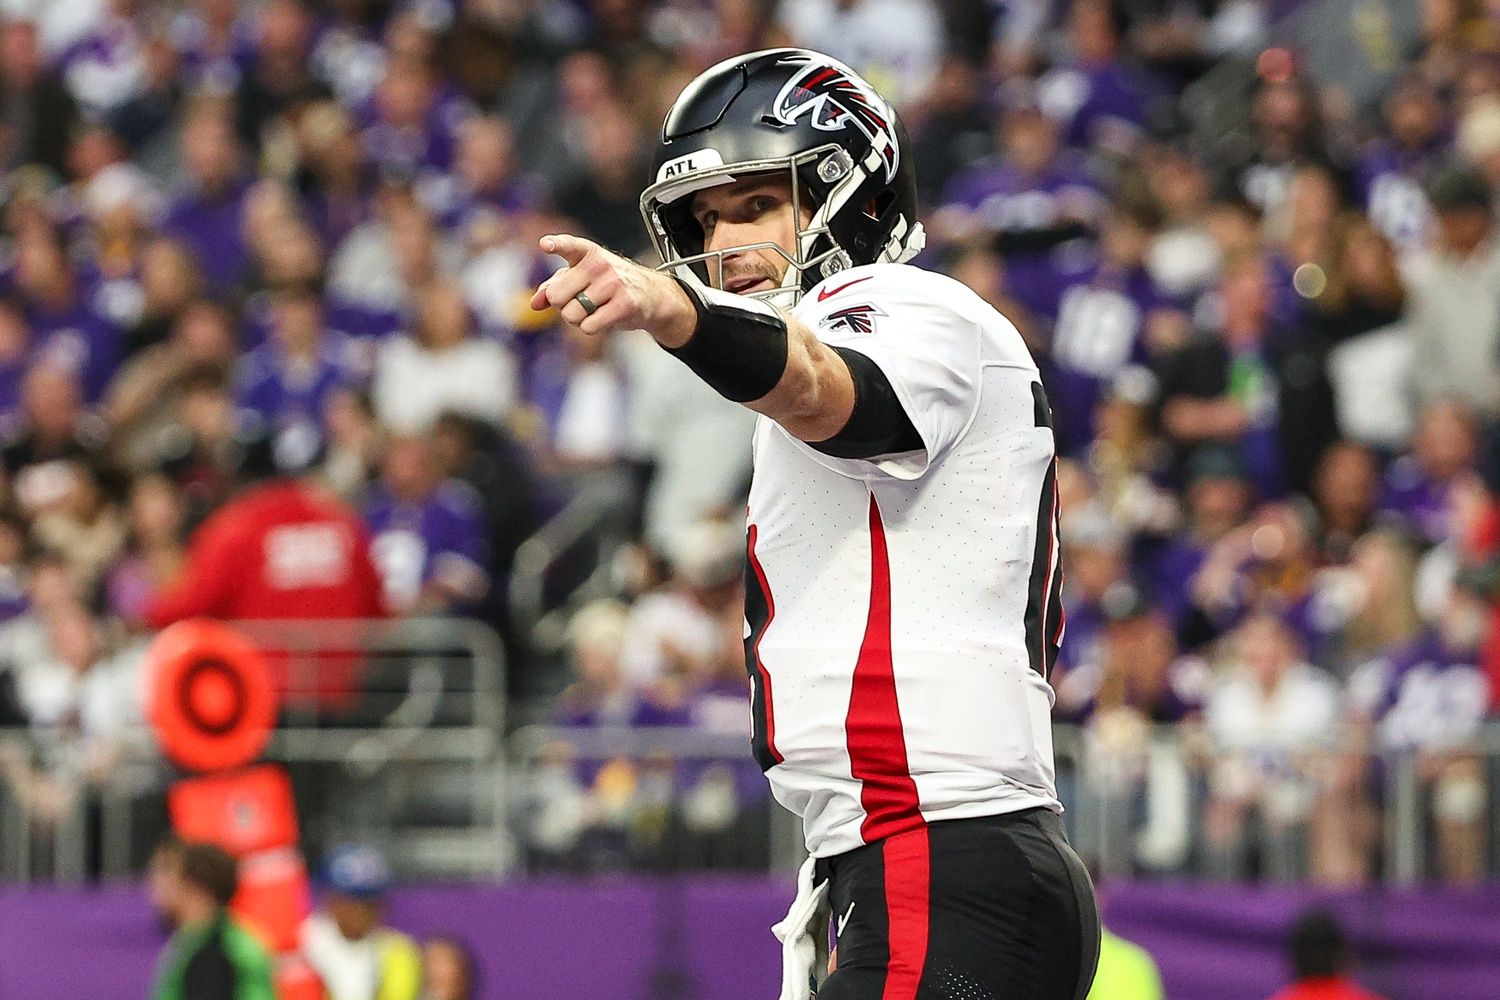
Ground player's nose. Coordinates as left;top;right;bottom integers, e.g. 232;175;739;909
705;219;755;257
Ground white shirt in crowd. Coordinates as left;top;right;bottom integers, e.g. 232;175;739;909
618;590;724;689
1205;662;1340;754
372;334;517;434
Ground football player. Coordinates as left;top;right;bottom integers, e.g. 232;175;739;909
531;48;1099;1000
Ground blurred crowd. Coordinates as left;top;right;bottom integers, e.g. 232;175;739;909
0;0;1495;885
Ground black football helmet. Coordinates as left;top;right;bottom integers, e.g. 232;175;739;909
641;48;924;305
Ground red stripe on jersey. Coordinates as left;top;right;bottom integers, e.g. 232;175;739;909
881;826;931;1000
846;495;923;844
1049;483;1067;647
1040;476;1059;659
746;524;782;765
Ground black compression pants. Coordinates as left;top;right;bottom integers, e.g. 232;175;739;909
814;809;1100;1000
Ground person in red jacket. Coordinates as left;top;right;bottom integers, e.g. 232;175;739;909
145;434;385;712
1267;910;1387;1000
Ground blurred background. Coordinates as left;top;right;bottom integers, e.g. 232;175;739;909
0;1;1498;999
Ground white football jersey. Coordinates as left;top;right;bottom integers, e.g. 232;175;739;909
744;262;1064;858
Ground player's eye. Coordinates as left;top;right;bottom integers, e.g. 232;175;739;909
697;209;718;234
749;195;777;215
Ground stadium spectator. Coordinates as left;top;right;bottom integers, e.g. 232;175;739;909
1055;505;1131;704
1039;0;1168;155
553;599;635;726
293;100;370;251
0;296;34;433
419;936;478;1000
549;324;630;467
1378;401;1478;547
319;387;382;501
299;844;421;1000
29;458;125;594
0;597;147;874
1356;75;1446;252
774;0;942;107
56;0;150;118
1403;167;1500;419
1204;614;1340;878
553;109;650;258
106;471;185;628
160;97;251;295
143;439;385;708
1071;583;1206;872
235;277;351;475
618;519;743;693
1310;442;1379;564
10;222;123;402
1218;73;1330;221
1313;530;1423;683
1046;201;1187;455
935;96;1104;319
233;0;327;148
1312;221;1412;451
148;838;276;1000
1157;253;1337;497
1147;444;1251;634
1086;925;1165;1000
372;279;516;434
1339;578;1491;882
2;364;105;515
121;237;204;360
105;298;237;471
0;17;79;176
327;178;461;315
1266;909;1387;1000
363;435;489;616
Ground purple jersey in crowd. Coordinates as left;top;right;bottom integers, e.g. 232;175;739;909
235;339;351;468
168;10;257;94
1349;632;1489;750
26;295;122;402
363;480;490;613
1379;455;1457;546
240;295;403;382
1354;140;1445;251
357;82;473;179
940;154;1104;316
161;179;253;294
56;14;147;113
1045;256;1178;454
1038;59;1163;153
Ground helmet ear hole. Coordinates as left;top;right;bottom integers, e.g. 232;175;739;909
869;190;897;220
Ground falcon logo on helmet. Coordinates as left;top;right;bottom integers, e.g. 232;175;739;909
772;59;900;182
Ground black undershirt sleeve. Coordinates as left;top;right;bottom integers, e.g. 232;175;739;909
809;346;924;460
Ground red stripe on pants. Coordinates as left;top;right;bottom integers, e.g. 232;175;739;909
881;826;931;1000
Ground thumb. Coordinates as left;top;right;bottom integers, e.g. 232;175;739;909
540;233;595;266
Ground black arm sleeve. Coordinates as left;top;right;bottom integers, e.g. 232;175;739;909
663;277;789;402
808;346;923;460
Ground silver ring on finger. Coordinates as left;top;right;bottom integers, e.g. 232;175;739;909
574;291;599;316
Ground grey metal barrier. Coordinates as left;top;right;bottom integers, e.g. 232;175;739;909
509;721;1500;884
0;617;512;883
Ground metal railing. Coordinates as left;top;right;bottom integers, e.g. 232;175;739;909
507;721;1500;883
0;617;511;883
6;687;1497;885
508;469;639;660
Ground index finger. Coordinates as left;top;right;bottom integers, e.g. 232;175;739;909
540;233;596;267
